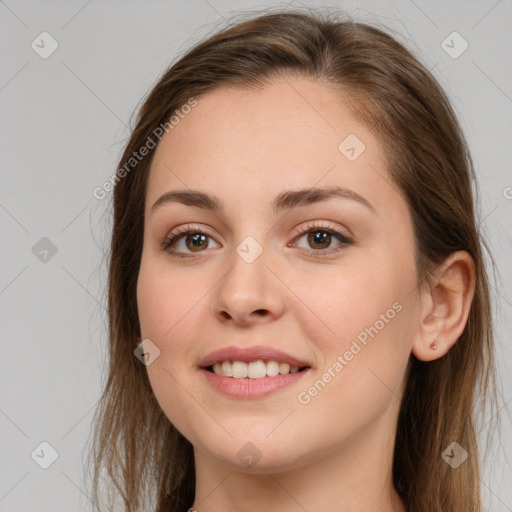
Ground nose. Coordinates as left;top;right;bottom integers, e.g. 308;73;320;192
210;244;285;327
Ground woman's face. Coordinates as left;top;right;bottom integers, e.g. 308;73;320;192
137;76;421;472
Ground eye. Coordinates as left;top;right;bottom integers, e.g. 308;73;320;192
290;221;353;257
160;225;220;258
161;221;353;259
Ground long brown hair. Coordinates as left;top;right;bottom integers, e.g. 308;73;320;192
85;7;500;511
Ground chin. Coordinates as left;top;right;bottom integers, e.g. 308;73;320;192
194;431;319;474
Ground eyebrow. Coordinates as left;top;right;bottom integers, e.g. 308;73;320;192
150;185;375;215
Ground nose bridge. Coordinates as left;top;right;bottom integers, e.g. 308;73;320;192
211;233;283;323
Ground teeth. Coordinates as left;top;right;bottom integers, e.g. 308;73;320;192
279;363;290;374
247;360;267;379
232;361;248;378
221;360;233;377
266;360;280;377
211;360;306;378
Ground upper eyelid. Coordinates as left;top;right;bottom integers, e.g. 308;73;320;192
293;221;352;238
167;221;351;241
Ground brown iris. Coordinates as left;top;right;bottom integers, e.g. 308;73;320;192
308;231;331;250
185;233;208;252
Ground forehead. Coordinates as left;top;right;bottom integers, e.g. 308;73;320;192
146;76;396;215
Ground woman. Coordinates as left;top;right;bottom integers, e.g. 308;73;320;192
87;8;499;512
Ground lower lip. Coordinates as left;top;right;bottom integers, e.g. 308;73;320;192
201;368;310;398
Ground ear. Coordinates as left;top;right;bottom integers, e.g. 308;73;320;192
412;250;475;361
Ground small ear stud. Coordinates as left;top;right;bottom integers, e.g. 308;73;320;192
430;340;438;350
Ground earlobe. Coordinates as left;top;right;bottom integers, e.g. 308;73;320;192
412;251;475;362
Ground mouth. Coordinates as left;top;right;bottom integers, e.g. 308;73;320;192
203;360;311;379
198;345;312;397
201;360;311;399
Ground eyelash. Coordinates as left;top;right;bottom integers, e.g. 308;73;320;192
160;221;353;259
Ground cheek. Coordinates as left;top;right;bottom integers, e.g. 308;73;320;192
294;301;412;440
136;256;208;341
292;254;414;407
137;268;207;380
294;260;407;350
136;258;212;433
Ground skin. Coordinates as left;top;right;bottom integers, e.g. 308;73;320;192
136;75;475;512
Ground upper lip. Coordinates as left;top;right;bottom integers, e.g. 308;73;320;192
198;345;311;368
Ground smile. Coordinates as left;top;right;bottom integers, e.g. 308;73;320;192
207;359;309;379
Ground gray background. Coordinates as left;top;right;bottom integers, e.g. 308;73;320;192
1;0;511;510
